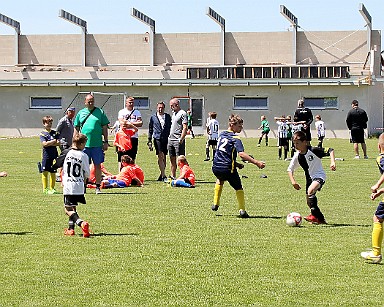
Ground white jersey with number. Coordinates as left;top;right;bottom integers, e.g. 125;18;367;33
62;149;90;195
315;120;326;137
207;119;220;140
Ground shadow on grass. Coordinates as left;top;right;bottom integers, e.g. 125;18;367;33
0;231;33;235
322;223;371;228
91;232;139;237
95;191;147;195
214;214;283;219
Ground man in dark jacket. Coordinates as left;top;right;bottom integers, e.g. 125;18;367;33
346;99;368;159
148;101;172;181
294;99;313;144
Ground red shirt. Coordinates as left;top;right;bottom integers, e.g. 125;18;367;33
114;128;135;151
180;164;195;186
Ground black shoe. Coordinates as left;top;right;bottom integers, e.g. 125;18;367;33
211;205;219;211
204;158;210;161
157;175;163;181
162;176;168;182
239;210;250;218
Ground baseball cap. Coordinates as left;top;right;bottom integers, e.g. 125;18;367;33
67;107;75;111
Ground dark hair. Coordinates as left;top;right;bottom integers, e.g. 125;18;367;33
352;100;359;106
121;155;134;164
293;131;307;141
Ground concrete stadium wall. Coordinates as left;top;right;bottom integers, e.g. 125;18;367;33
0;83;381;139
1;30;377;67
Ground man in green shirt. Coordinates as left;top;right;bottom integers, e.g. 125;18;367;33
74;94;110;194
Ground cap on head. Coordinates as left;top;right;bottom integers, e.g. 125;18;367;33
67;107;75;111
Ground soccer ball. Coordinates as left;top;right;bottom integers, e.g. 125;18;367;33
286;212;302;227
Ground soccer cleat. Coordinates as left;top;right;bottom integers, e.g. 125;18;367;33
239;210;250;218
81;221;90;238
64;228;75;236
204;158;210;161
95;187;102;194
361;250;382;264
257;144;261;147
47;189;58;195
364;156;369;159
43;188;49;194
354;155;360;159
304;214;327;224
157;175;163;181
211;205;219;211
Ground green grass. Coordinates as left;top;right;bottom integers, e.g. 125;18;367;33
1;136;384;306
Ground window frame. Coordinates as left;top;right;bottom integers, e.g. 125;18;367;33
30;97;62;109
233;96;268;110
132;96;150;110
303;97;338;110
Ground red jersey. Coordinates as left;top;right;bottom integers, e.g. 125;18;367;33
89;163;111;183
116;164;144;186
114;128;135;151
180;164;195;186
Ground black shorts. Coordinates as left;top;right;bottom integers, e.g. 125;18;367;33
212;168;243;190
350;129;365;144
42;157;56;173
154;138;168;155
207;139;218;147
64;195;86;207
278;138;289;147
117;150;131;162
124;137;139;161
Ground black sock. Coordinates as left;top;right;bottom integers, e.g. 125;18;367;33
68;219;75;230
307;195;325;221
70;212;83;227
278;148;282;158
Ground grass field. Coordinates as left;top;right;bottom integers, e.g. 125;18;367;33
1;135;384;306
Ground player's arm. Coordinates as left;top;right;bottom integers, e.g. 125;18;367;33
288;171;301;190
180;123;188;143
371;187;384;200
371;173;384;193
102;125;109;150
238;152;265;169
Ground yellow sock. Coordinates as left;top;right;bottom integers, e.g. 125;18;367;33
42;171;49;190
236;189;245;211
49;173;56;190
372;222;383;256
213;184;223;206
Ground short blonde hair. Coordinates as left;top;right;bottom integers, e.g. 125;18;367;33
72;133;87;146
228;114;243;126
177;155;189;165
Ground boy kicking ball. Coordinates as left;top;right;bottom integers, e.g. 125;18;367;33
287;131;336;224
361;133;384;263
62;134;91;237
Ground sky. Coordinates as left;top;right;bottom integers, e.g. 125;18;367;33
0;0;382;48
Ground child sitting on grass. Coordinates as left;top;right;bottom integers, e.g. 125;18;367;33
170;155;195;188
101;155;144;189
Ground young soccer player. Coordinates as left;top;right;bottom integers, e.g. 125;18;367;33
39;115;60;194
361;133;384;263
274;115;289;160
212;114;266;218
170;155;195;188
287;131;336;224
114;120;139;171
62;133;91;237
101;155;144;188
205;112;220;161
257;115;270;147
315;114;326;148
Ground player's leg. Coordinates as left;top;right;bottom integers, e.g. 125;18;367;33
305;180;326;223
362;206;384;263
205;139;210;161
265;132;269;146
171;179;193;188
212;178;224;211
228;172;248;218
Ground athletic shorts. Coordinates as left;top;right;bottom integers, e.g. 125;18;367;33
306;177;325;192
84;146;105;165
168;139;185;157
350;129;365;144
212;167;242;190
124;138;139;161
154;138;168;155
375;202;384;220
64;195;86;207
278;138;289;147
261;130;270;136
42;157;56;173
207;139;218;147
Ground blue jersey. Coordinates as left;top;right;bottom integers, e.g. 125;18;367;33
39;129;59;159
376;154;384;175
212;130;244;172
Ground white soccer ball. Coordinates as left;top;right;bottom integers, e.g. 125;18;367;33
286;212;302;227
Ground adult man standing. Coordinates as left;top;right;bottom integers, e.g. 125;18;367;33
56;107;75;152
148;101;172;181
73;94;110;194
294;99;313;144
168;98;188;179
346;99;368;159
118;96;142;162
